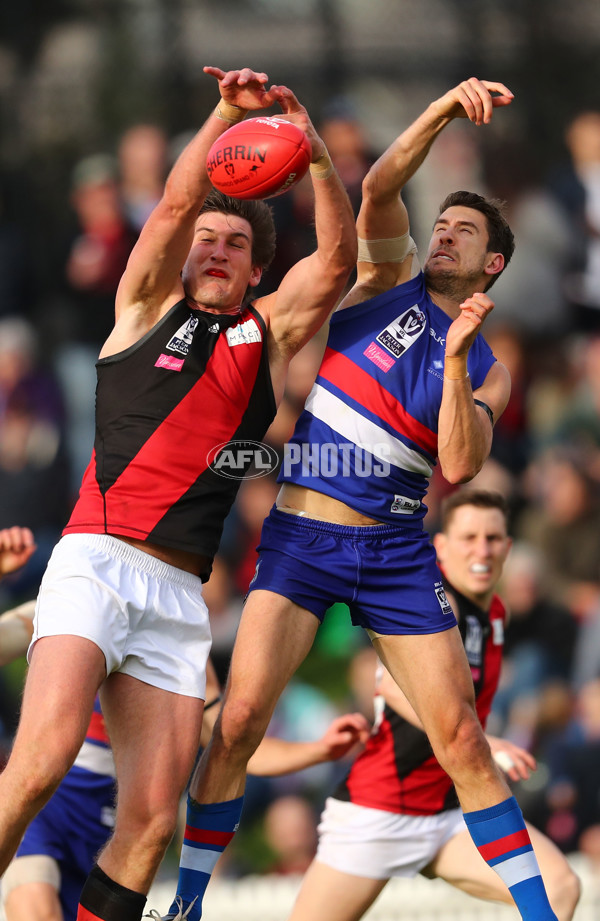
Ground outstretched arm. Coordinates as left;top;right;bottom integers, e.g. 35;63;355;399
200;660;369;776
113;66;281;332
349;79;514;298
247;712;370;777
258;88;357;359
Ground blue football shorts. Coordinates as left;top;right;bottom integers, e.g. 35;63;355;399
14;768;115;921
248;506;457;635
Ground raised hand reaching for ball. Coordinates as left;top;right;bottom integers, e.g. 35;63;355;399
203;65;280;113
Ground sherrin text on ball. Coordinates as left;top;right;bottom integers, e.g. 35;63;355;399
207;116;311;200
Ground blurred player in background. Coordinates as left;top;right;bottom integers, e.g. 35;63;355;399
0;62;356;921
2;695;115;921
286;490;580;921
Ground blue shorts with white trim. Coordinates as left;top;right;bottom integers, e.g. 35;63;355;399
248;506;457;636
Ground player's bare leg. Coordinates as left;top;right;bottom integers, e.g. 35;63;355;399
373;628;508;809
4;875;63;921
288;860;387;921
374;628;559;921
0;636;105;875
164;590;320;921
97;672;205;893
192;590;320;804
428;824;581;921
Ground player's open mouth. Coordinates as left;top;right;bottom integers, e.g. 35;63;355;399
206;269;228;278
470;563;490;574
432;250;455;261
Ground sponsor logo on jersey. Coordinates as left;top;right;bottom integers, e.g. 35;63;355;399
207;440;279;479
155;353;184;371
226;317;262;347
429;327;446;346
208;323;220;333
434;581;454;616
390;494;421;514
376;305;426;358
166;315;199;355
364;341;395;372
427;358;445;383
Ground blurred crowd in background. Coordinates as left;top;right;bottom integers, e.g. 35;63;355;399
1;0;600;887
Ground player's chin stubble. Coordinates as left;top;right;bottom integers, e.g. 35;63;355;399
424;264;481;303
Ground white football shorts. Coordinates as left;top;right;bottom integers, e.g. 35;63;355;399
30;533;211;698
316;796;466;880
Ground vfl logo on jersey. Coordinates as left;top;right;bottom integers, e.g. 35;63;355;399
390;494;421;515
434;581;454;617
226;317;262;347
376;305;426;358
166;315;199;355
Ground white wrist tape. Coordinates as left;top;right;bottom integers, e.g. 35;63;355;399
493;750;516;772
357;233;418;264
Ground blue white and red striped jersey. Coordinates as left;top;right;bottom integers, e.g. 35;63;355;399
279;272;495;524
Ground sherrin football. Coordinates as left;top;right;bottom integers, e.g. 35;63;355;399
206;117;312;200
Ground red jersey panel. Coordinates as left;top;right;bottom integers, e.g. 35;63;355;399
64;301;276;574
